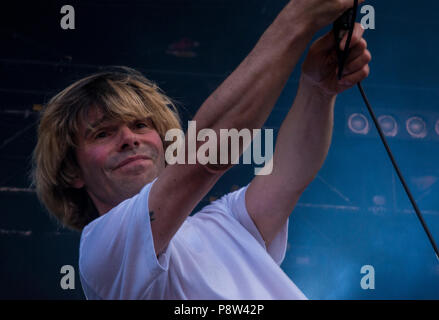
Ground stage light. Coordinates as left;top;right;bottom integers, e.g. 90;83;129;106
406;116;427;139
348;113;369;135
378;115;398;137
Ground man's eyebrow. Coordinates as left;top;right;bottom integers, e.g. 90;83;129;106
83;118;110;138
83;116;151;138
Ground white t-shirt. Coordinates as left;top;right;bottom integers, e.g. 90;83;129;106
79;180;307;300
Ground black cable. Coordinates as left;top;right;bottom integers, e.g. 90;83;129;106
357;82;439;261
335;0;439;262
336;0;359;79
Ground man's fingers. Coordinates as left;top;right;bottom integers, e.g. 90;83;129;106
342;49;371;76
344;38;367;64
318;22;365;53
338;64;370;86
340;22;364;50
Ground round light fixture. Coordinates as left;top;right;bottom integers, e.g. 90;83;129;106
348;113;369;135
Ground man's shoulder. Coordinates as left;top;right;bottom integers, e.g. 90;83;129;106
189;184;249;222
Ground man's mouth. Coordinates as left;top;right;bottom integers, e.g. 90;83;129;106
114;155;150;170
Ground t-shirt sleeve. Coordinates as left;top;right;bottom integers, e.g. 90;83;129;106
220;185;289;265
78;179;171;299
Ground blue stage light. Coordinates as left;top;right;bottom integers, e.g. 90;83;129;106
378;115;398;137
406;116;427;139
348;113;369;135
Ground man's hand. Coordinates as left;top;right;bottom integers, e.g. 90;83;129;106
301;22;371;96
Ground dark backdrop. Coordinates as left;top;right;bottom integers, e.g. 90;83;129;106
1;0;439;299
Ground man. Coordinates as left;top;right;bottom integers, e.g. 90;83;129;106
32;0;370;299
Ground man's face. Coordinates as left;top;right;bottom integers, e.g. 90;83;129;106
73;108;165;215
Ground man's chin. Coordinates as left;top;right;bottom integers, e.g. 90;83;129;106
111;161;163;196
118;174;156;197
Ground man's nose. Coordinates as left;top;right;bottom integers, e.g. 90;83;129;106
118;126;139;150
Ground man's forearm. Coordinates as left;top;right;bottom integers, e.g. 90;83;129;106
271;75;336;197
192;4;314;134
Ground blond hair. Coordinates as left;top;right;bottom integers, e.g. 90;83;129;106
31;67;181;231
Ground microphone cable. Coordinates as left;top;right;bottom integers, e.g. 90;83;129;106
334;0;439;261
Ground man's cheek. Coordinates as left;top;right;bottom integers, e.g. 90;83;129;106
88;147;110;168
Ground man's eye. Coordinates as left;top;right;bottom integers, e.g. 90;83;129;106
136;122;148;129
95;131;107;139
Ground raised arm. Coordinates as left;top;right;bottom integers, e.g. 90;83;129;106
246;22;371;247
148;1;365;255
